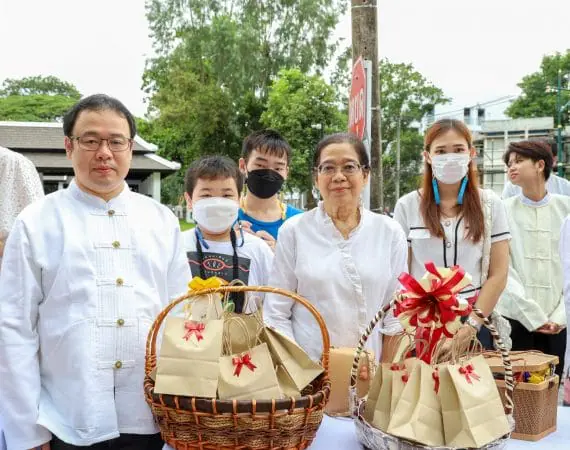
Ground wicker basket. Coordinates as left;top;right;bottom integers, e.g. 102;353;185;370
348;303;515;450
485;351;559;441
144;285;331;450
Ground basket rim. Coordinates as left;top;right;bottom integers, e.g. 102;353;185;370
144;373;331;414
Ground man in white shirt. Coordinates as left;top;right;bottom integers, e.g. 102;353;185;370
0;94;191;450
502;141;570;198
0;145;44;269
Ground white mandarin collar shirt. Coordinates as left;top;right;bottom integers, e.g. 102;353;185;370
263;202;408;361
0;180;191;449
497;194;570;331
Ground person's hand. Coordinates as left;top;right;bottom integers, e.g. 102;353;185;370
255;230;276;251
0;239;4;258
537;322;564;334
358;362;369;381
238;220;253;235
30;443;50;450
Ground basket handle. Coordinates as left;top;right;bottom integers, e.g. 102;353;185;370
145;285;331;375
349;303;514;415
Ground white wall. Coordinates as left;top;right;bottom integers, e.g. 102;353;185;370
140;172;161;202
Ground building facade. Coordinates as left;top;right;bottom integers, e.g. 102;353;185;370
474;117;557;195
0;121;180;201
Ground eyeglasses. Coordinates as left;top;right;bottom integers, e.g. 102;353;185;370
315;162;365;176
71;135;133;152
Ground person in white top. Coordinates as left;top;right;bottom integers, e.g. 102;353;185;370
502;142;570;199
559;216;570;377
263;133;408;362
497;140;570;380
394;119;511;351
0;145;44;269
0;94;191;450
182;155;274;312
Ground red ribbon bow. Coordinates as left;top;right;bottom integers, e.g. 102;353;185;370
395;262;476;362
401;372;409;383
459;364;480;384
183;321;205;342
433;369;440;393
232;353;257;377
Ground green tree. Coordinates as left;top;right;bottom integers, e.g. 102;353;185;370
142;0;346;203
0;75;81;122
506;50;570;125
261;68;345;205
145;0;345;100
378;59;450;208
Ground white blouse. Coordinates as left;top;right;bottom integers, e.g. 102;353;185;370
393;189;510;296
263;202;408;361
0;146;44;268
0;181;190;449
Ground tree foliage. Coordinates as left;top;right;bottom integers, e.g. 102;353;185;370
261;68;346;195
0;75;81;122
506;50;570;126
141;0;346;204
378;59;450;208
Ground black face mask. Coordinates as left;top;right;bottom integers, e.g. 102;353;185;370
246;169;285;199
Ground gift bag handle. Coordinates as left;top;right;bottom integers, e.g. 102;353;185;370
349;303;514;415
145;285;331;376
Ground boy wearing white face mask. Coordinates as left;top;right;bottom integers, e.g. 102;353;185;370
393;119;511;351
182;155;274;313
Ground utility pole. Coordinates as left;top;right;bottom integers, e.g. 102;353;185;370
351;0;382;211
395;114;401;200
557;69;563;177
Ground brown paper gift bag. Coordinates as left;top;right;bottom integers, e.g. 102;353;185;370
218;342;282;400
363;362;385;422
276;365;301;398
387;361;445;447
369;359;416;431
325;348;373;416
154;316;223;398
261;326;324;391
223;311;263;355
188;293;224;321
439;354;511;448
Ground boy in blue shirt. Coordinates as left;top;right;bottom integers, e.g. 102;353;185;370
238;130;303;249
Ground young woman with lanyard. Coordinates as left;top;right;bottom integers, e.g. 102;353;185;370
393;119;511;349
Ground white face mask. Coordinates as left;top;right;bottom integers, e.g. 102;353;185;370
431;153;470;184
192;197;239;234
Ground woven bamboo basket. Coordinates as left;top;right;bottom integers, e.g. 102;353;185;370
485;351;559;441
348;303;515;450
144;285;331;450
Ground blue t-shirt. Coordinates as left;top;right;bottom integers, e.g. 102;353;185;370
238;204;303;240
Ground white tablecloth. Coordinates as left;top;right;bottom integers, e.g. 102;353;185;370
2;408;568;450
308;408;570;449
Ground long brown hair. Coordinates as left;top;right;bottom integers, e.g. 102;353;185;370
420;119;484;242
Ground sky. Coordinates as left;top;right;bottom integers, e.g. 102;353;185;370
0;0;568;121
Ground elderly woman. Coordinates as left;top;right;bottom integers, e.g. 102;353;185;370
496;140;570;379
263;133;408;361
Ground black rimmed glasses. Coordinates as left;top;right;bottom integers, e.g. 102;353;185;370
71;135;133;152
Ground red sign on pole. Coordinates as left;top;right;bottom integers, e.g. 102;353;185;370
348;56;367;140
